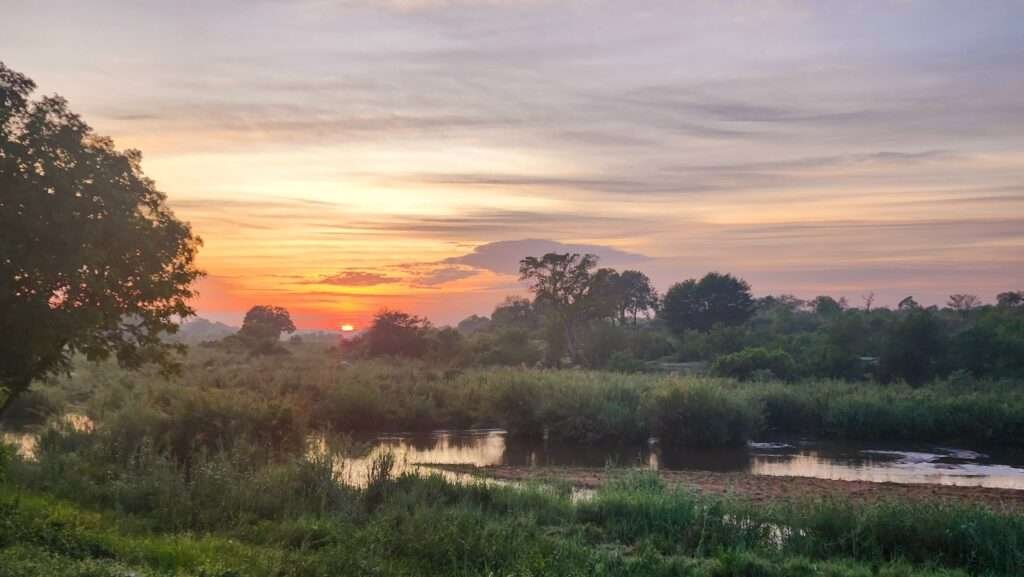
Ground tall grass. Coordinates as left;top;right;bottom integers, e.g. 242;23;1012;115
5;427;1020;575
18;349;1024;449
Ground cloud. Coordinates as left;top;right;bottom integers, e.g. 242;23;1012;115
311;270;399;286
443;238;650;275
410;266;478;287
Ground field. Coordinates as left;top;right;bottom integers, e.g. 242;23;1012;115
4;348;1024;576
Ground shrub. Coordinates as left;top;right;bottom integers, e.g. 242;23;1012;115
646;380;762;447
712;347;797;381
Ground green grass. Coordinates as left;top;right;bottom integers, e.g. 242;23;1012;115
21;351;1024;450
1;470;1010;576
5;423;1024;576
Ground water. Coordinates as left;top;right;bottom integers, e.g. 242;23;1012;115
8;419;1024;490
1;413;94;459
333;430;1024;490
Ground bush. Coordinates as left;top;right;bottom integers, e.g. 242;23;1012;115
712;347;797;381
646;380;762;446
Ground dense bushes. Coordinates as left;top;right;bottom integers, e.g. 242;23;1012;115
711;347;797;381
647;381;761;446
14;354;1024;449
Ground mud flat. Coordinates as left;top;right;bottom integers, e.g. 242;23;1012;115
432;464;1024;511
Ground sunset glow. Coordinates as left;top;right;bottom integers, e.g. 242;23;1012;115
4;1;1021;328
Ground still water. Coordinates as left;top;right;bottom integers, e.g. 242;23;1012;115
336;429;1024;490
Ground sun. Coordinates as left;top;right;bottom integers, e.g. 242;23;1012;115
340;324;355;332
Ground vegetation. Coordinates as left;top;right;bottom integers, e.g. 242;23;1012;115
330;254;1024;387
5;61;1024;576
4;421;1024;576
9;354;1024;450
0;62;202;419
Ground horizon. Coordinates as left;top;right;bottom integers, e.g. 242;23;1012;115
4;1;1022;329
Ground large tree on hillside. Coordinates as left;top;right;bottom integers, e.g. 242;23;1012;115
0;63;202;418
519;253;599;363
659;272;754;335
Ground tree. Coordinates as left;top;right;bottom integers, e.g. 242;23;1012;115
617;270;658;328
996;291;1023;308
490;296;537;330
947;294;980;318
0;63;202;419
659;272;755;335
455;314;491;335
898;296;920;310
810;295;844;317
862;291;875;312
518;253;599;363
236;305;296;354
878;309;947;385
365;309;432;358
587;268;625;323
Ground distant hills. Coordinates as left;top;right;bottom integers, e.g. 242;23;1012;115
170;318;238;344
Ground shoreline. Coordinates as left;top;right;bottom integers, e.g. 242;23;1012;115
430;464;1024;511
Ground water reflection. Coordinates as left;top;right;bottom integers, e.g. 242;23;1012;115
1;413;94;459
332;430;1024;490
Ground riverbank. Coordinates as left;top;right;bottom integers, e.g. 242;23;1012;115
12;354;1024;449
432;464;1024;511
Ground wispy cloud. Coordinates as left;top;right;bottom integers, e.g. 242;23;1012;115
311;270;400;286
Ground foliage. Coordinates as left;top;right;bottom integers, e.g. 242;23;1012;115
660;273;755;335
6;435;1021;576
363;309;433;358
0;62;202;419
711;347;798;381
234;305;296;355
878;309;948;385
519;252;601;362
646;380;762;446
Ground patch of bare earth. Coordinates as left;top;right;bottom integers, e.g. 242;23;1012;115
431;465;1024;512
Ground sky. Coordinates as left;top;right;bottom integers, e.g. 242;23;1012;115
3;0;1023;328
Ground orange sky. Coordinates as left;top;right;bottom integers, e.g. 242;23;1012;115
3;1;1022;328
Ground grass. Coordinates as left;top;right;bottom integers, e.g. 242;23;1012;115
5;348;1024;575
17;349;1024;450
2;464;1016;576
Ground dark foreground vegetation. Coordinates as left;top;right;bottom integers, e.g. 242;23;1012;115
4;426;1024;577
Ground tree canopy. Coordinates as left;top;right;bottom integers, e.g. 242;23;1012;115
0;62;202;417
235;305;296;354
365;309;432;358
659;272;754;335
518;253;600;362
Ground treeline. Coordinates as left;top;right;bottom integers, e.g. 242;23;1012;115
219;252;1024;384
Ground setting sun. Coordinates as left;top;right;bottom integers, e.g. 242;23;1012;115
340;324;355;332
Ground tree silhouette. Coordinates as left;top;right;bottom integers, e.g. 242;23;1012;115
0;63;201;419
617;270;658;328
947;294;981;319
660;272;754;335
237;305;296;354
519;253;598;363
996;291;1023;308
366;309;432;357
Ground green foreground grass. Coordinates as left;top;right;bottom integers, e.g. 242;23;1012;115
4;427;1024;577
5;474;1020;577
